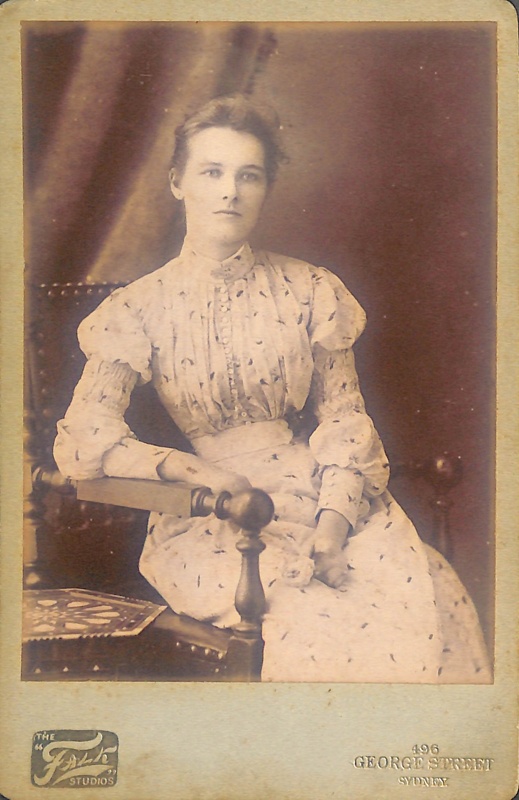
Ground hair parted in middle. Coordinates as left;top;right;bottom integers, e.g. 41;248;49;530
170;94;287;186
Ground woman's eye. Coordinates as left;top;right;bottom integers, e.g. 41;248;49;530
202;168;222;178
240;171;261;183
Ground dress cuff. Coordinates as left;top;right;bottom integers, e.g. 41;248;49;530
317;465;364;529
102;438;174;481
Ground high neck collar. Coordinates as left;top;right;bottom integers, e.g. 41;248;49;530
179;240;256;283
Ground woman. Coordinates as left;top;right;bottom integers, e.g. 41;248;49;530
54;95;490;683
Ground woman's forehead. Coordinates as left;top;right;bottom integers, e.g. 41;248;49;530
185;127;266;168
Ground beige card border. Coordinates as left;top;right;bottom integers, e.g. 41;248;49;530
1;1;518;799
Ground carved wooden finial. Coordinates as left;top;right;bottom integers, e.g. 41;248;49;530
192;487;275;531
217;488;275;530
426;453;463;492
217;488;274;682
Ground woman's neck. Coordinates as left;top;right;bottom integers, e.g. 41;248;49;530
185;233;246;263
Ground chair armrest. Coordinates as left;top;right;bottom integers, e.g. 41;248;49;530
77;476;274;681
77;477;200;517
76;477;275;530
391;453;462;559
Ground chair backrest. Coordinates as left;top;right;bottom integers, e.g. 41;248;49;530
26;282;122;470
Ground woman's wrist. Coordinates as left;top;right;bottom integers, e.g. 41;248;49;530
156;451;202;482
313;509;351;554
156;451;175;481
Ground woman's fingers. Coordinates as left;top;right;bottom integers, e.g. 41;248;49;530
157;452;252;495
197;463;252;495
322;567;349;589
211;471;252;495
313;551;349;589
315;565;349;589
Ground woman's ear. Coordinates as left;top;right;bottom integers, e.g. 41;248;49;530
169;168;184;200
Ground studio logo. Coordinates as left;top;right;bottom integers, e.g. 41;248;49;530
31;730;118;788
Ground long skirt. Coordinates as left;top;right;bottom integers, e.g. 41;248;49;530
139;422;491;683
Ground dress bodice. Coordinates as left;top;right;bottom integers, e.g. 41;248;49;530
77;242;366;441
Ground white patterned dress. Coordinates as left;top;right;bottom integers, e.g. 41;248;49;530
54;241;491;683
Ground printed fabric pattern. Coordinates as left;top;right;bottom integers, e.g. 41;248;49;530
54;243;491;682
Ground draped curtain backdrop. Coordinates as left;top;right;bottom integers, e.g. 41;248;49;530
23;22;496;648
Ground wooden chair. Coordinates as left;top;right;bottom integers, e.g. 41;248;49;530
24;279;463;681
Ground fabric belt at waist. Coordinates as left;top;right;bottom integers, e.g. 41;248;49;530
192;419;293;463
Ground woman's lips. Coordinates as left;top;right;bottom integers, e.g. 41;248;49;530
214;210;241;216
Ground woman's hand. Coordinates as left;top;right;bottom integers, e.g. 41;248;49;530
157;451;252;496
312;509;351;589
201;466;252;496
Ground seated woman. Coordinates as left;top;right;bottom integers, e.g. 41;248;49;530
54;95;490;683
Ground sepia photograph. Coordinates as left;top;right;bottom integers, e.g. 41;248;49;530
1;2;518;799
22;19;495;685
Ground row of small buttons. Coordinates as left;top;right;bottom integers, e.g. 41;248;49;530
216;280;249;422
217;282;236;389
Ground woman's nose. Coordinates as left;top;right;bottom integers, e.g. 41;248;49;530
221;175;238;201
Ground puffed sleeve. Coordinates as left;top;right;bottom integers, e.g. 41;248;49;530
77;287;153;384
53;288;176;481
307;268;390;528
308;267;366;351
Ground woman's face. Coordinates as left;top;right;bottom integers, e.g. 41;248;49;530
170;127;268;259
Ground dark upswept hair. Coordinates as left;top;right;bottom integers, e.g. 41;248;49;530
170;94;287;185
